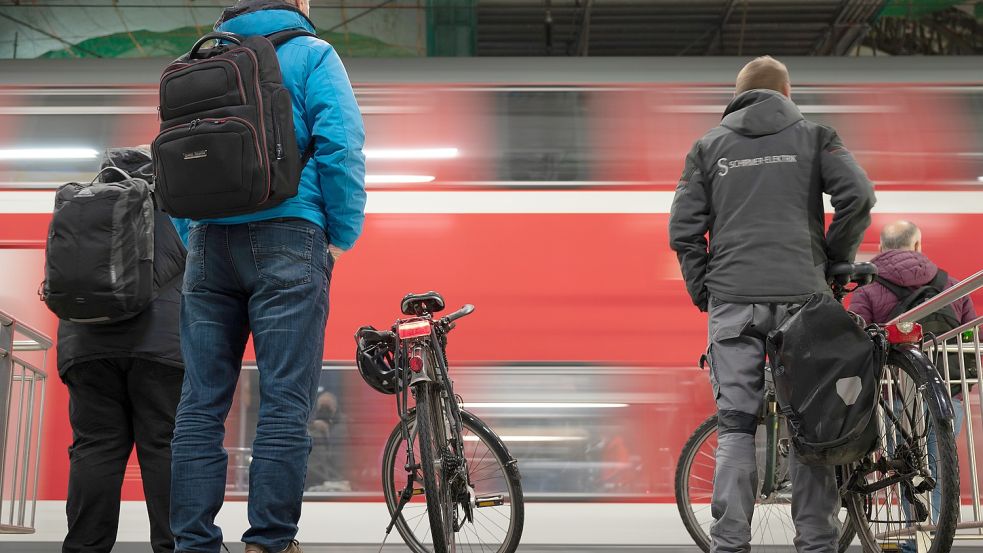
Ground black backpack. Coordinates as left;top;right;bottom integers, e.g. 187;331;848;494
153;30;315;220
43;166;156;324
767;293;885;466
878;270;977;393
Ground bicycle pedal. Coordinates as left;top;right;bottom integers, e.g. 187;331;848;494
879;544;903;552
475;494;504;508
412;488;425;496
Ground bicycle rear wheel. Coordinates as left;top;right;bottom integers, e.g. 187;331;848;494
414;382;454;552
383;408;524;553
675;414;856;552
844;349;959;553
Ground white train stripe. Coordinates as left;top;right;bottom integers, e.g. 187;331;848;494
2;191;983;215
10;500;982;545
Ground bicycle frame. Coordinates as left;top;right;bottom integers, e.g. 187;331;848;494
760;372;783;499
387;315;469;533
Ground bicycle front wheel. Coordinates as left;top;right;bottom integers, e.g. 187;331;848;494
675;414;856;552
844;349;959;553
382;407;524;553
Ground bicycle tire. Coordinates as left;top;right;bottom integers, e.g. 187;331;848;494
383;408;525;553
845;349;959;553
675;414;856;552
414;382;453;552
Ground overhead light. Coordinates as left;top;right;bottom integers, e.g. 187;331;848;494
462;435;586;443
366;175;435;184
461;402;628;409
977;176;983;183
364;148;458;160
0;148;99;161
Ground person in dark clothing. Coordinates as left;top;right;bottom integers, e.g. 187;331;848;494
669;56;875;553
57;148;185;553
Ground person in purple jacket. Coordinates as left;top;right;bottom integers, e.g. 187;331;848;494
849;220;976;327
849;220;976;553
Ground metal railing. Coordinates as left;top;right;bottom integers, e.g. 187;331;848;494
884;268;983;545
0;310;51;534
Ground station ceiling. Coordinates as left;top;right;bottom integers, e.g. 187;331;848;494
476;0;889;56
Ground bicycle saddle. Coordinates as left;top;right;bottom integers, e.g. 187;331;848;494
401;291;445;316
828;261;878;286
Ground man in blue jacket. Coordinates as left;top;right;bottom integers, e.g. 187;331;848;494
168;1;366;552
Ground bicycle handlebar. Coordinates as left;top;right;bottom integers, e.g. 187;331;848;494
443;304;474;324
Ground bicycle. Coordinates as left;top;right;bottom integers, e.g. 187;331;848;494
675;263;959;553
356;291;524;553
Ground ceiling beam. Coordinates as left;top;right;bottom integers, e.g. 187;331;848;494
704;0;738;55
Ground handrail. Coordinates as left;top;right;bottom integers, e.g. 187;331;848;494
0;309;50;534
932;314;983;343
0;311;53;351
887;268;983;325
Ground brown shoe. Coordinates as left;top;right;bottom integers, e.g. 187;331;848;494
244;541;303;553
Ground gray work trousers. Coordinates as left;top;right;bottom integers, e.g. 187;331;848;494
707;300;841;553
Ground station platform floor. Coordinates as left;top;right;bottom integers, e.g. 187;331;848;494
3;502;982;552
0;546;854;553
4;546;983;553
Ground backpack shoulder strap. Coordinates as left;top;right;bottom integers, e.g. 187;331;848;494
874;275;910;301
265;29;318;165
929;268;949;291
301;141;315;167
267;29;318;47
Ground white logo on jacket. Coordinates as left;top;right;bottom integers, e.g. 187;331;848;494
717;154;798;177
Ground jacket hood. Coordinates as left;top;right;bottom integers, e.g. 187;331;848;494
720;89;803;137
871;249;939;288
215;0;316;35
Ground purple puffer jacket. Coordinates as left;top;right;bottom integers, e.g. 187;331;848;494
849;249;977;325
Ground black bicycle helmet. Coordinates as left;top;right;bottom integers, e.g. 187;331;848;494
355;326;398;395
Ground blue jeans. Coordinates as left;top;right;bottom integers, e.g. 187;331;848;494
170;220;333;553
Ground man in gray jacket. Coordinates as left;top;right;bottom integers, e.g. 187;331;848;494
669;56;875;552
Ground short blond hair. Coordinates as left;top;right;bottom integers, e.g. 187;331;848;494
735;56;790;95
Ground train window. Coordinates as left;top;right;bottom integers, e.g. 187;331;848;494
222;364;705;500
493;90;593;183
0;87;157;186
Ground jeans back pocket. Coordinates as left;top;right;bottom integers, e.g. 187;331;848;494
248;221;315;289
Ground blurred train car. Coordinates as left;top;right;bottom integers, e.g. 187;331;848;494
1;57;982;518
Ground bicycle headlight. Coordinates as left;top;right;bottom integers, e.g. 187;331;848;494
885;322;923;345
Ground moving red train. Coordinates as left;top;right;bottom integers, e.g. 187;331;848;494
1;56;982;542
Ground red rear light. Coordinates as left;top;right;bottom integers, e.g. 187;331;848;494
397;320;431;340
885;322;923;345
409;355;424;373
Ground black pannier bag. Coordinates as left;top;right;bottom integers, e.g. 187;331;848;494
153;29;314;220
767;293;884;466
43;166;155;324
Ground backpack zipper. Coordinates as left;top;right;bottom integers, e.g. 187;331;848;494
273;108;283;160
236;47;273;200
156;117;262;170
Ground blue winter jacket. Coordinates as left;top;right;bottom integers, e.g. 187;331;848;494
172;4;366;250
